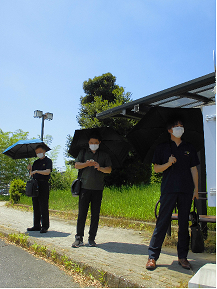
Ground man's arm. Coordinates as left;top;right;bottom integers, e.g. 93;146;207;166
191;166;199;200
95;164;112;174
154;155;177;173
31;169;51;176
75;160;97;170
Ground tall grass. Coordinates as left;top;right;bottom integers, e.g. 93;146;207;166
101;183;161;221
4;183;216;225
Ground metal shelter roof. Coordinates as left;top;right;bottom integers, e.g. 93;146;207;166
96;72;216;120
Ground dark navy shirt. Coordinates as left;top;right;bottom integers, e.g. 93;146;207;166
32;156;52;181
152;140;200;195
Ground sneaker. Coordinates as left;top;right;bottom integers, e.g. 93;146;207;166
72;237;84;248
88;239;96;247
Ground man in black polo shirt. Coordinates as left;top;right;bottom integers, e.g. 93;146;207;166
72;133;112;248
27;145;52;233
146;117;199;270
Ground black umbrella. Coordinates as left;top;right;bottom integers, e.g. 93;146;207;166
2;139;51;159
68;127;130;168
127;107;204;163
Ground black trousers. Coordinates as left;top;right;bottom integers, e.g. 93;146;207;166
148;192;193;260
32;181;50;229
76;188;103;240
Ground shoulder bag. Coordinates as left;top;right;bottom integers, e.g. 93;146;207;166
26;178;39;197
71;149;85;197
190;201;204;253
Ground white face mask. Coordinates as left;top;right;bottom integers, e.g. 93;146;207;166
37;153;44;159
172;126;184;138
89;144;99;151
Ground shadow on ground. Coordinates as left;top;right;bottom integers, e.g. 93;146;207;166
26;230;70;238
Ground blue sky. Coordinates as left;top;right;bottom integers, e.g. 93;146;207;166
0;0;215;169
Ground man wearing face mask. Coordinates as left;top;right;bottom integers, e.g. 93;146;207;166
27;145;52;233
146;117;199;270
72;133;112;247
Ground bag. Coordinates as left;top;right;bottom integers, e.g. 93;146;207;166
190;202;204;253
71;178;82;197
71;149;85;197
26;178;39;197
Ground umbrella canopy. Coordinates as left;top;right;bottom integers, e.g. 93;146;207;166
2;139;51;159
127;107;204;163
68;127;130;168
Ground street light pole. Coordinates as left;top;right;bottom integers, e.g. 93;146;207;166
34;110;53;141
41;114;45;141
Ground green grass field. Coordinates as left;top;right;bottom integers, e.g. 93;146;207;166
1;183;215;225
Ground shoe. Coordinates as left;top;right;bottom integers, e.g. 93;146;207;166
27;227;41;231
178;258;191;270
72;236;84;248
40;228;48;233
146;258;156;270
88;239;96;247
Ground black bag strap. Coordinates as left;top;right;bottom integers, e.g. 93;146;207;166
190;199;199;225
77;149;85;179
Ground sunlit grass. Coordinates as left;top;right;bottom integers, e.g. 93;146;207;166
3;182;216;227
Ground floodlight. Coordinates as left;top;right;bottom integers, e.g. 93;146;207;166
45;112;53;120
34;110;53;141
34;110;43;118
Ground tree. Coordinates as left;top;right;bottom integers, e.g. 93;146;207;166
41;134;61;168
0;129;30;186
67;73;151;186
0;130;61;188
77;72;136;136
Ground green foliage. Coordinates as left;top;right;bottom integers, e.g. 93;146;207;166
8;233;28;248
42;134;61;168
150;164;163;184
101;184;161;221
51;249;58;262
105;153;151;187
50;167;78;191
82;72;128;103
30;243;47;257
98;270;107;286
0;129;30;186
18;184;216;230
67;72;151;186
76;73;135;135
9;178;26;204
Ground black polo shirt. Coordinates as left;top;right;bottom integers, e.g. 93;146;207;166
32;156;52;181
152;140;200;195
75;148;112;190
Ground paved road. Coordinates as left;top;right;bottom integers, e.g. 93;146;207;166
0;201;215;288
0;239;80;288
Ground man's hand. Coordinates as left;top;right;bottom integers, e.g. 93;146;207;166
94;162;100;170
86;160;97;167
192;189;199;200
168;154;177;166
30;170;37;176
27;164;32;170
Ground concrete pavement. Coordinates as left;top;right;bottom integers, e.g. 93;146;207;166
0;201;215;288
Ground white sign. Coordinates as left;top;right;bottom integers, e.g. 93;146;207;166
202;105;216;207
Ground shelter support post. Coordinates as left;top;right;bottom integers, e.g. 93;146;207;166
196;148;208;238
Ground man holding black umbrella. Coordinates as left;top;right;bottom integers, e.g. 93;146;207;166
72;132;112;248
146;117;199;271
27;145;52;234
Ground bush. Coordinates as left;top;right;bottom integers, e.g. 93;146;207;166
105;153;151;187
150;164;162;184
50;167;78;191
9;178;26;204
